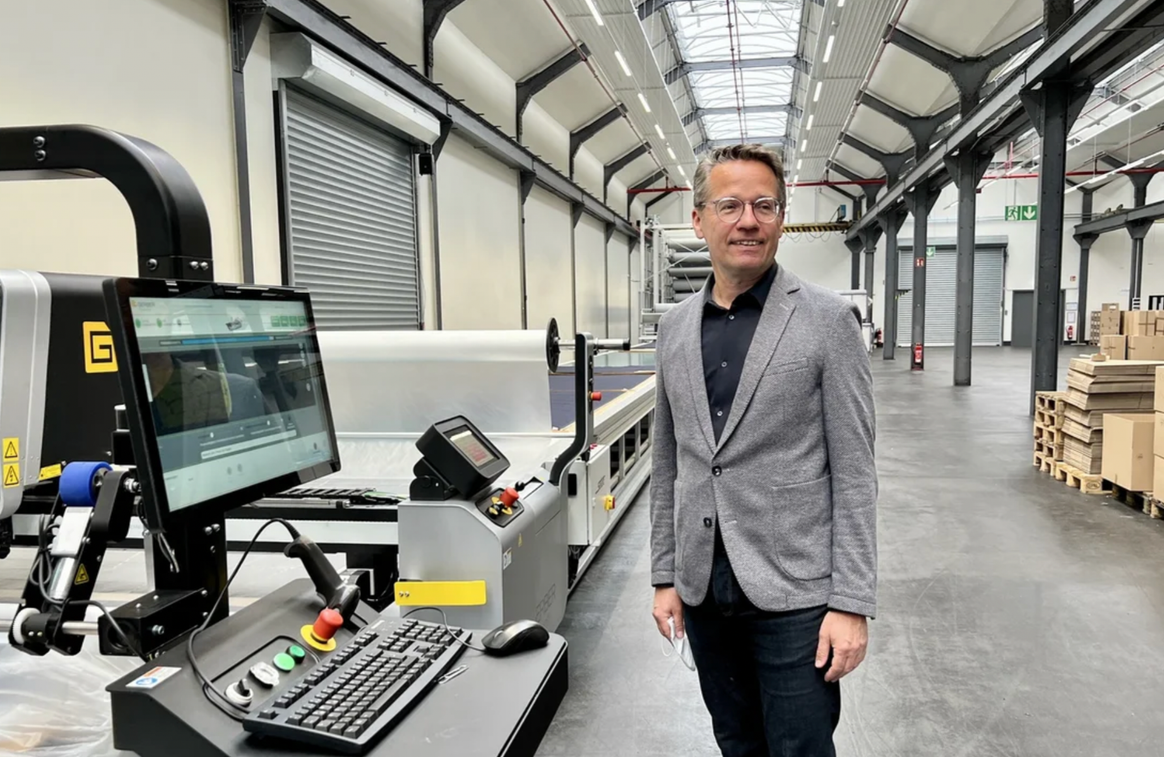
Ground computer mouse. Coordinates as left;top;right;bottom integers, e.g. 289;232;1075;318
480;619;550;657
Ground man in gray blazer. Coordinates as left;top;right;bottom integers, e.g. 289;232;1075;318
650;143;877;756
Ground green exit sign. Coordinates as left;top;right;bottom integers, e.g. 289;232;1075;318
1005;204;1038;221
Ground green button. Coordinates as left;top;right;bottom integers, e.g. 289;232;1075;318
288;645;306;662
273;653;295;672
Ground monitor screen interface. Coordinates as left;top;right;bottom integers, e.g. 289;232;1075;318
449;427;497;468
128;295;335;513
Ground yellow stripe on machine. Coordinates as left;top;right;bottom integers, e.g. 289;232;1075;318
394;580;487;606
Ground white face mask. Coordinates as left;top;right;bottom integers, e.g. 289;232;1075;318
661;616;696;671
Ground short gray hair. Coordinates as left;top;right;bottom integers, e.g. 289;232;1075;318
692;143;787;209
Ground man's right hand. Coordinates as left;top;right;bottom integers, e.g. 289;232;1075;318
652;586;684;639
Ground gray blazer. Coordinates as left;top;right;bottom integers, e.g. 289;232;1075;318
649;264;878;618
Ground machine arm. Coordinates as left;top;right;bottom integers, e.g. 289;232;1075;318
0;125;213;280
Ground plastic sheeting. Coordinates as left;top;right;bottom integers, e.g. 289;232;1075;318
0;641;136;756
317;329;553;435
318;434;572;492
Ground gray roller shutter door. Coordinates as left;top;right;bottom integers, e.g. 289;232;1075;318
897;246;1003;347
283;88;420;330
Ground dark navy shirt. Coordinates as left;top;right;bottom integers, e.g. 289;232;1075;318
701;262;778;442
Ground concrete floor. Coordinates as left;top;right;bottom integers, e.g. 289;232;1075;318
537;346;1164;757
5;346;1164;755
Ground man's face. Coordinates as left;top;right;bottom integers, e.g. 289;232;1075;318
692;160;784;280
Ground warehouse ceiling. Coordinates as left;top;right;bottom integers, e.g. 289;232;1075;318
323;0;1164;216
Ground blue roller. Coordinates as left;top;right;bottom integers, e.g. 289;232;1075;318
59;462;112;507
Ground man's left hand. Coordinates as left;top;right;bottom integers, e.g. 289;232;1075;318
815;610;868;682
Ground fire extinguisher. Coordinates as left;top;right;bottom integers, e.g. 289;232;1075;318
1067;325;1074;341
913;343;923;368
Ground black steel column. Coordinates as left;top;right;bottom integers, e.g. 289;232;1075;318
1075;189;1094;344
1022;81;1091;414
1128;176;1153;308
844;236;864;292
880;206;907;361
906;184;939;370
944;149;991;386
864;233;877;324
1021;0;1086;413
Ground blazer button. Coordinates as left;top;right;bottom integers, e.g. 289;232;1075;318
703;517;712;528
712;466;722;476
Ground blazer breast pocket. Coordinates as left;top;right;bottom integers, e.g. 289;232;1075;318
761;357;810;379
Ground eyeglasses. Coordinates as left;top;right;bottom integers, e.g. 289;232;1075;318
698;197;783;224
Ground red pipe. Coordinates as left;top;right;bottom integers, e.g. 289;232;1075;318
794;167;1164;189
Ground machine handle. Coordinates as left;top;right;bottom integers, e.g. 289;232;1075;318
284;535;358;620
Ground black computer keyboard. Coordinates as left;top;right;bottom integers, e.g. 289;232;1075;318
242;617;469;753
280;488;400;505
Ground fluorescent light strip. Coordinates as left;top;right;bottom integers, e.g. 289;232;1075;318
813;82;823;102
806;115;815;131
667;146;677;160
655;123;665;139
838;0;845;6
614;50;631;76
678;166;686;177
797;159;803;170
823;35;835;64
801;139;807;152
638;92;651;113
584;0;603;26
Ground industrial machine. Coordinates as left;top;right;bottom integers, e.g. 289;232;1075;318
2;127;659;625
0;124;569;756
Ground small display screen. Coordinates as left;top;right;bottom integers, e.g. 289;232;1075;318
449;428;497;468
127;295;335;513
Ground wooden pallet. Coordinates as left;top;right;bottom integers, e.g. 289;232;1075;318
1055;461;1109;494
1034;391;1066;430
1108;484;1152;514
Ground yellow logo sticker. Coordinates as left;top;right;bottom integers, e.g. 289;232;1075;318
2;464;19;488
83;321;118;373
2;438;17;461
74;564;90;585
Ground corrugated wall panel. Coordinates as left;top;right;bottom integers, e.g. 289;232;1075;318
283;88;420;330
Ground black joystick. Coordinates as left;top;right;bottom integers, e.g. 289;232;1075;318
284;535;360;621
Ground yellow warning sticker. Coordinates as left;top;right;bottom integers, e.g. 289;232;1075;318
2;438;17;461
3;463;20;488
74;564;90;585
39;464;63;481
83;321;118;373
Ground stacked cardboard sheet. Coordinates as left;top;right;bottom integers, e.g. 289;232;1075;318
1061;359;1163;475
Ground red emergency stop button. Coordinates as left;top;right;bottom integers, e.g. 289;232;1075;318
500;487;519;507
591;392;603;401
313;609;342;642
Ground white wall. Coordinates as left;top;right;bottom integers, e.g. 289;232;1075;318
0;0;260;281
436;134;522;329
524;186;575;336
607;236;632;339
575;215;608;337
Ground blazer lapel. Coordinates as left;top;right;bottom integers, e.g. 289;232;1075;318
715;265;800;452
683;280;717;454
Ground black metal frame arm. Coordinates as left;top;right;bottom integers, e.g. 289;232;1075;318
0;125;214;280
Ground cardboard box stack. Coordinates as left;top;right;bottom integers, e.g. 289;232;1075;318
1154;367;1164;498
1060;358;1161;477
1101;413;1155;491
1094;308;1164;360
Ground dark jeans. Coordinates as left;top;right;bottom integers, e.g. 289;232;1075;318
683;533;840;757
